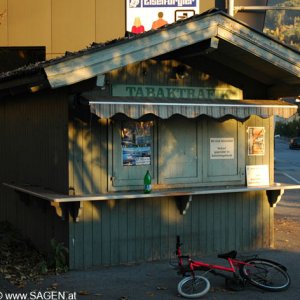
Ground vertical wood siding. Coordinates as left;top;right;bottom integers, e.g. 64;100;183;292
68;105;274;268
67;61;275;268
68;113;274;268
69;192;273;269
68;115;108;196
0;91;69;250
108;60;242;92
1;92;69;191
68;113;109;267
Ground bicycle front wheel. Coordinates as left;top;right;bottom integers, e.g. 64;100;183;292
240;258;291;291
177;275;210;298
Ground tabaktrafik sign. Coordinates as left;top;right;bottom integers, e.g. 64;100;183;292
126;0;200;33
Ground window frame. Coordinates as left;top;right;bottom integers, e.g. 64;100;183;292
108;117;246;192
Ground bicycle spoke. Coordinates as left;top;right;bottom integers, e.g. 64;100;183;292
182;277;205;294
178;275;210;298
250;264;286;286
241;259;290;291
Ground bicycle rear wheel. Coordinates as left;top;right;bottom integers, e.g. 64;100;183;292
240;258;290;291
177;275;210;298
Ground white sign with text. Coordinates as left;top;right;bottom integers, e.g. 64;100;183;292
246;165;269;187
210;138;234;160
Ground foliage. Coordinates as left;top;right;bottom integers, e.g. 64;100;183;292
48;238;69;274
275;119;300;137
264;0;300;51
0;222;69;287
0;222;48;287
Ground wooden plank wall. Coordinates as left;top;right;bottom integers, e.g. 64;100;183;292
108;59;237;90
68;111;274;268
69;192;273;269
0;91;69;191
68;112;108;267
0;91;69;250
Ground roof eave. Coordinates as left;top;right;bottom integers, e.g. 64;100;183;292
44;13;300;89
0;71;50;98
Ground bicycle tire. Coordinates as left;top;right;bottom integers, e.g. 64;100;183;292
177;275;210;298
240;258;291;291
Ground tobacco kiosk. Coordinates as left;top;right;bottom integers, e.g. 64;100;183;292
1;11;300;269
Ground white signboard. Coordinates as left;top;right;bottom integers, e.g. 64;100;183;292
246;165;269;187
126;0;200;33
210;138;234;160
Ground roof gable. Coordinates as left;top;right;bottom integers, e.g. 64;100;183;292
0;10;299;98
43;11;300;89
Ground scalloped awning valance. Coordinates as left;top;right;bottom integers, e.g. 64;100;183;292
88;97;297;120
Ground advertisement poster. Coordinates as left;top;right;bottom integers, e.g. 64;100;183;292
121;121;152;166
126;0;200;33
246;165;269;187
247;127;265;156
210;138;234;159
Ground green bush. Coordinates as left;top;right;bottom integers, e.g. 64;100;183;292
48;238;69;274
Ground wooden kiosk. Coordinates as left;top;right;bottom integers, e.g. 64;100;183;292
1;11;300;269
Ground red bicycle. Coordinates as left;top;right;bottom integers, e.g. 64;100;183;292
173;236;290;298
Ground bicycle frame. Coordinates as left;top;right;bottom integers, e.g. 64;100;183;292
176;236;250;277
189;257;247;273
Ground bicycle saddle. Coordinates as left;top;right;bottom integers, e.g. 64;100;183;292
217;250;237;259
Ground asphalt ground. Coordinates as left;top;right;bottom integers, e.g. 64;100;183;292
1;246;299;300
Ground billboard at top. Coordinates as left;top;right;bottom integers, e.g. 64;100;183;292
126;0;200;34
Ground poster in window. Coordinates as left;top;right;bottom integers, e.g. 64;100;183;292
247;127;265;156
121;121;152;166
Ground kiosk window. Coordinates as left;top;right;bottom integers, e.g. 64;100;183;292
109;118;245;191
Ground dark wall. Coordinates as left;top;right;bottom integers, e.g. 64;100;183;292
0;91;69;191
0;90;69;251
0;47;45;73
235;0;268;31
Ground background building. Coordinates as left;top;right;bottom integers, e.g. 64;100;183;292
0;0;280;60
